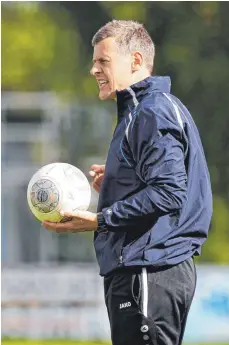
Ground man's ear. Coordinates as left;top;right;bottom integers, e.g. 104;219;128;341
132;51;143;72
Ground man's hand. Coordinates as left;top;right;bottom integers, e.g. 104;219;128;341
42;210;98;233
89;164;105;193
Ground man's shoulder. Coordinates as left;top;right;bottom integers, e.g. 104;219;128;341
135;92;176;122
133;91;187;135
139;91;182;112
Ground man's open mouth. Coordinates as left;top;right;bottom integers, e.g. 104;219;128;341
98;80;109;88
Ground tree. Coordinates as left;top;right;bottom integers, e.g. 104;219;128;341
2;2;81;94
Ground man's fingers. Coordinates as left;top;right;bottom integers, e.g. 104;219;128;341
89;171;104;184
90;164;105;173
89;165;105;191
42;210;97;233
42;222;63;231
60;210;73;218
42;218;85;232
92;174;103;187
92;181;100;193
89;170;104;178
60;210;89;220
94;173;103;182
89;170;96;177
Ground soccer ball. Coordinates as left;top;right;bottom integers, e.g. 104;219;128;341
27;163;91;222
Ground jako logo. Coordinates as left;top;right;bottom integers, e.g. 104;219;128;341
120;302;131;309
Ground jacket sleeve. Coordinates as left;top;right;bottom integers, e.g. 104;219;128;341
99;105;187;230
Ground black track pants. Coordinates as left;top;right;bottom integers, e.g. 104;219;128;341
104;257;196;345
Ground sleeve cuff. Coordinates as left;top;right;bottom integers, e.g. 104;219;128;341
97;212;108;232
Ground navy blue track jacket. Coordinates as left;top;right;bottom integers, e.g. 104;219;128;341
95;76;212;276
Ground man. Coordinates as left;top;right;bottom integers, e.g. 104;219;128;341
43;20;212;345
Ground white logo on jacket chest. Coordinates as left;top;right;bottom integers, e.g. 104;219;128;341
119;301;131;309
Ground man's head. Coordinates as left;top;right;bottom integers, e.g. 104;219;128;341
90;20;155;100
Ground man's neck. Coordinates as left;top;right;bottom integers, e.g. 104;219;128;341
131;71;151;87
114;71;151;101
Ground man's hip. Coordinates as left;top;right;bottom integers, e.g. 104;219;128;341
104;257;196;345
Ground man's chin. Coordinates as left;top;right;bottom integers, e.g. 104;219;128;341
99;90;116;101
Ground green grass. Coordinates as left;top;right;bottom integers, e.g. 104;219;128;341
1;342;107;345
2;340;229;345
2;341;108;345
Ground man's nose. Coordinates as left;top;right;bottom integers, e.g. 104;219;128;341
90;64;101;76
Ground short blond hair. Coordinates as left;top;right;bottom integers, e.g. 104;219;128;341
92;20;155;73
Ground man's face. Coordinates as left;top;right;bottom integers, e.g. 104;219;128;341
90;37;132;100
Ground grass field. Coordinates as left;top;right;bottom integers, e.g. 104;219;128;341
2;340;229;345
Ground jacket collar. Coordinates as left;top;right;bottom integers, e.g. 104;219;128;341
116;76;171;119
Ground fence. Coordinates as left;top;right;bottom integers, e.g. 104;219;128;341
2;264;229;342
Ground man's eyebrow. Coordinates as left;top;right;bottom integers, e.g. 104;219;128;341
92;56;111;63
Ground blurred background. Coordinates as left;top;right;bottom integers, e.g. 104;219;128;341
1;1;229;345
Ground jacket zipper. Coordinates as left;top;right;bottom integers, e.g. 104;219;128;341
119;248;124;264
